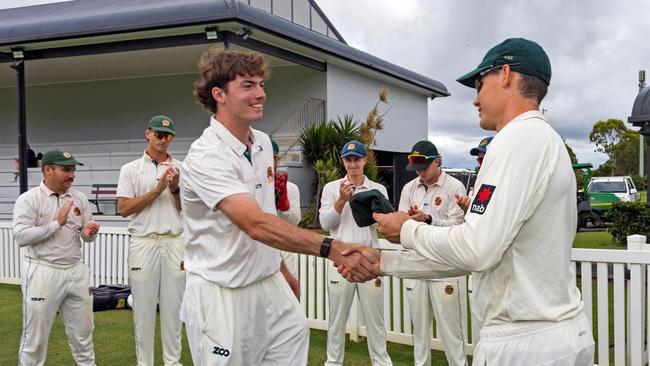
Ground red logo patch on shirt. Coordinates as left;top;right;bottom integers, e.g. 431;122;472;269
470;184;495;215
434;196;443;206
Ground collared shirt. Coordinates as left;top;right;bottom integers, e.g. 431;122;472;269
398;171;466;282
398;171;466;227
181;117;280;288
13;182;95;265
116;151;183;236
319;176;388;247
382;110;583;328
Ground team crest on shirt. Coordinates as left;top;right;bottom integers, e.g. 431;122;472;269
266;166;273;183
445;285;454;295
434;196;443;206
73;207;81;216
470;184;496;215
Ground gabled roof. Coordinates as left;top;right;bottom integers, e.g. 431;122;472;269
0;0;449;96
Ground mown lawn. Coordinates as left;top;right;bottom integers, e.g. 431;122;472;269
0;284;454;366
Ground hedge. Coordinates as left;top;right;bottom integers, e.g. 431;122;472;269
606;201;650;244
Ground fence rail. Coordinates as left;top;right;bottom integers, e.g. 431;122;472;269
1;220;649;365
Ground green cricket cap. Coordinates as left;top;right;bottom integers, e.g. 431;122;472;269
41;150;84;166
271;139;280;155
148;115;176;136
456;38;551;88
349;189;394;227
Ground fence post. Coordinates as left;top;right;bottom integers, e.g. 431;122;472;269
627;234;648;365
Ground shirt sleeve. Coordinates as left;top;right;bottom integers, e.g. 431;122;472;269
13;194;60;247
319;181;341;232
183;151;249;211
116;164;135;198
400;126;557;273
278;182;301;225
380;249;469;278
397;181;411;212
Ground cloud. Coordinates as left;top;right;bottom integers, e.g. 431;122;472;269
318;0;648;168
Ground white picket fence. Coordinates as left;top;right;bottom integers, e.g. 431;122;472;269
1;220;650;365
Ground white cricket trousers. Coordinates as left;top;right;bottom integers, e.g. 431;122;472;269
18;258;95;366
472;311;595;365
405;279;467;366
325;264;393;366
129;234;186;366
181;271;310;365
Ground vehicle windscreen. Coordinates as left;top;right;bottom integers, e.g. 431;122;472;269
589;181;627;193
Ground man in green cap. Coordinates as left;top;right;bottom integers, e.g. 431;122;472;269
13;150;100;365
117;115;185;366
272;138;302;289
399;140;467;366
342;38;595;365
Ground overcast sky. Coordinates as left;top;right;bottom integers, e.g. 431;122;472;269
318;0;648;169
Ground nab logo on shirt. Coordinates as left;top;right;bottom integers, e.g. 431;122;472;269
470;184;496;215
213;346;230;357
30;297;45;302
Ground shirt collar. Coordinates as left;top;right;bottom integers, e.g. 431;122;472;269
418;170;447;188
142;151;173;164
210;116;261;156
345;175;370;189
39;181;71;197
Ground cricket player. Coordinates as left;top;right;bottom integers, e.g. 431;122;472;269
272;139;302;278
117;115;185;366
320;140;392;366
179;48;380;366
341;38;595;365
399;140;467;366
14;150;100;366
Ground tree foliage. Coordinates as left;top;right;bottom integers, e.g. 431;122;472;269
589;118;640;176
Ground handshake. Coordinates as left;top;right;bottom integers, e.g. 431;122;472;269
333;244;384;283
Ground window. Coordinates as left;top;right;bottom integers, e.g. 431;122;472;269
589;181;627;193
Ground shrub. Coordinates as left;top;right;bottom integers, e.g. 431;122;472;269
606;201;650;244
630;174;647;191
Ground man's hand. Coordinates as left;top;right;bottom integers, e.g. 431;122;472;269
166;167;180;192
408;204;428;222
328;242;382;281
373;211;410;243
455;193;471;213
338;180;354;202
82;221;100;238
155;168;170;193
337;246;382;282
57;201;74;226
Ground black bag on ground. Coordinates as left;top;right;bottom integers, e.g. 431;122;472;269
90;285;132;312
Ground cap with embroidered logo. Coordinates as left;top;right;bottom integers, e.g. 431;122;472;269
470;136;494;156
407;140;440;171
41;150;84;166
456;38;551;89
340;140;367;158
148;115;176;136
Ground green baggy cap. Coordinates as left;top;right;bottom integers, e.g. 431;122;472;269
148;115;176;136
349;189;394;227
456;38;551;89
41;150;84;166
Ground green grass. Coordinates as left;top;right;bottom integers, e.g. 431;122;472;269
573;231;619;249
0;284;454;366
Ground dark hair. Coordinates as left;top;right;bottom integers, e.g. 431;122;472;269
193;48;270;113
517;73;548;103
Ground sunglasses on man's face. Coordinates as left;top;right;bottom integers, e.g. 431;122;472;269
152;131;174;142
407;154;437;165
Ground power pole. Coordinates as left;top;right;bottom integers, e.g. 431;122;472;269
640;70;646;177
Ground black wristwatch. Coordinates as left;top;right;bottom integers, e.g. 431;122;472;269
424;214;433;225
170;187;180;195
320;237;334;258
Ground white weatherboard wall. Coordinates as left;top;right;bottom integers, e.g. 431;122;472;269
325;64;428;153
